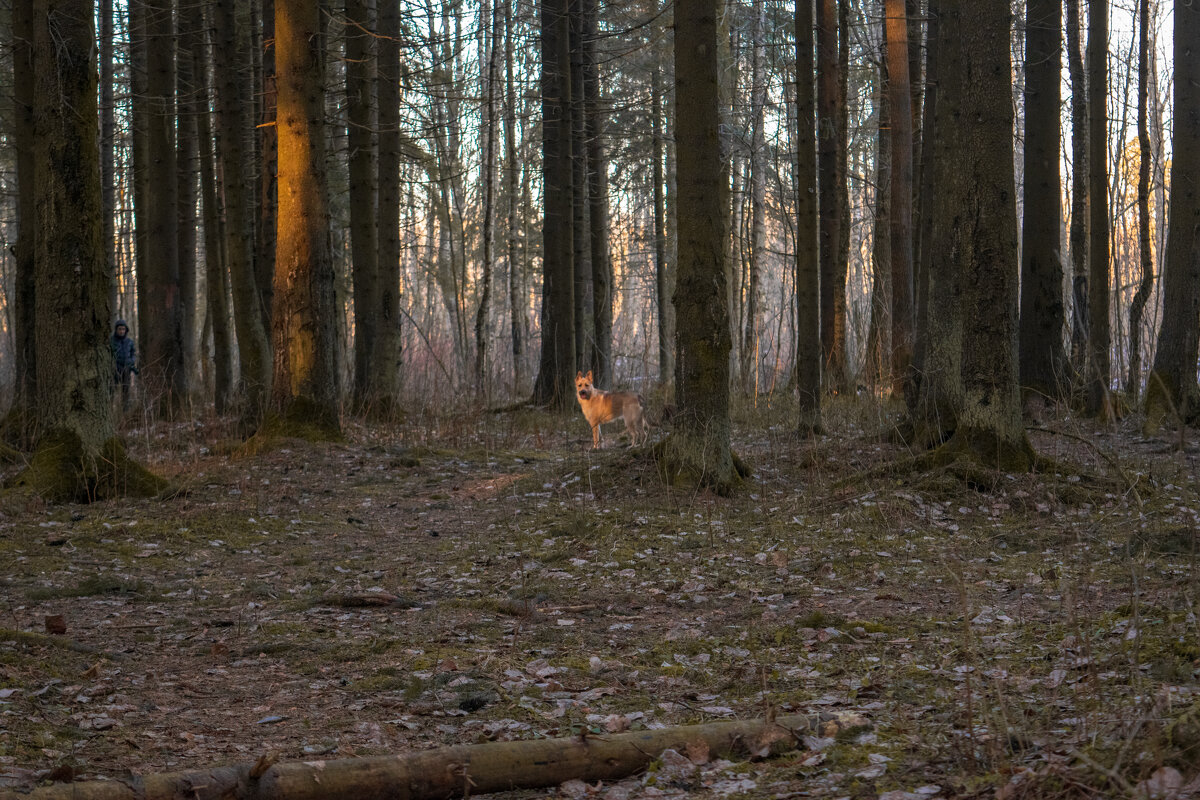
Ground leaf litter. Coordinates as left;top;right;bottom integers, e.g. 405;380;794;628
0;404;1198;798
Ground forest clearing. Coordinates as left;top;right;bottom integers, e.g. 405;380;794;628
1;400;1198;799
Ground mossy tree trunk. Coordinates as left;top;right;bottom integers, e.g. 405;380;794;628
1145;0;1200;429
933;0;1035;471
10;0;166;502
658;0;746;494
1018;0;1067;403
214;0;272;423
271;0;341;439
532;0;576;410
794;0;823;435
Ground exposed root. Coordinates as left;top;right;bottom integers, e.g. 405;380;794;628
4;431;170;503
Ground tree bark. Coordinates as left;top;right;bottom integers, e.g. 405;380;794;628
740;0;768;395
584;0;612;389
7;0;36;437
504;0;524;396
658;0;746;494
7;714;860;800
569;0;594;377
1126;0;1153;404
817;0;845;389
884;0;913;397
475;0;501;394
1066;0;1088;376
909;0;937;418
271;0;341;436
346;0;379;411
866;37;891;393
176;16;200;409
1145;0;1200;428
214;0;273;423
653;64;674;400
1084;0;1112;419
1017;0;1067;402
532;0;576;409
257;0;278;335
795;0;822;435
373;0;403;409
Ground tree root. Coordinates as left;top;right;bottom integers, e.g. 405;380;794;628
4;431;170;503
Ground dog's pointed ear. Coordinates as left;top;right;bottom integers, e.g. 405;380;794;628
576;371;583;379
586;370;593;380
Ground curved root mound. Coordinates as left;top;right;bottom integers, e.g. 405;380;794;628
5;431;169;503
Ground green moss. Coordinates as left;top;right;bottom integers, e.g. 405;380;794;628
4;431;169;503
27;574;155;601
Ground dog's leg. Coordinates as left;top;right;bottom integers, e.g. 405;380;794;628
592;424;601;449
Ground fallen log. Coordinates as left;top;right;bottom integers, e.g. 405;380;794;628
3;712;866;800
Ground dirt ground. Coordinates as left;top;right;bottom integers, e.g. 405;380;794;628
1;398;1199;799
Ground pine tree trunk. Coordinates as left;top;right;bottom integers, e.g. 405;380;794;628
373;0;403;409
884;0;913;397
504;0;524;395
795;0;822;434
272;0;341;435
1066;0;1089;377
1146;0;1200;428
584;0;612;389
476;0;501;394
99;0;118;330
346;0;379;411
1127;0;1153;403
1017;0;1067;402
1084;0;1112;419
138;0;184;413
532;0;576;409
569;0;594;377
13;0;165;501
866;39;891;393
8;0;36;434
816;0;844;390
257;0;278;333
214;0;272;422
176;21;199;409
740;0;767;395
658;0;745;494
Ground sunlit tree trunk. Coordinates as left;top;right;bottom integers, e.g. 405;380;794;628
1084;0;1112;419
272;0;341;434
346;0;379;410
1127;0;1153;403
1018;0;1067;402
214;0;272;422
532;0;576;409
795;0;822;434
865;42;891;392
1146;0;1200;427
658;0;745;493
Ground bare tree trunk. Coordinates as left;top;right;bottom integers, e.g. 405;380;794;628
584;0;612;388
1018;0;1067;402
884;0;913;396
866;35;891;392
7;0;36;437
1127;0;1153;403
569;0;594;376
817;0;845;389
258;0;278;333
740;0;767;395
652;64;674;400
1145;0;1200;428
373;0;403;409
504;0;524;396
99;0;117;328
1066;0;1088;377
532;0;576;409
475;0;499;393
346;0;379;410
909;0;937;417
659;0;746;493
795;0;822;434
176;14;200;409
1084;0;1112;419
214;0;273;423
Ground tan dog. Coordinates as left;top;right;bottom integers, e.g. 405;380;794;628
575;370;649;449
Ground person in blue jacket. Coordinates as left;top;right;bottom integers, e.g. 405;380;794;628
111;319;138;409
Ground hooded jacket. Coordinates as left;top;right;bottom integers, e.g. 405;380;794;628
111;320;136;370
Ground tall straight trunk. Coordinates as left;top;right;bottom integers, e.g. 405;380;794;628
835;0;850;385
816;0;844;389
476;0;501;392
652;65;674;398
740;0;767;394
569;0;594;376
532;0;576;408
909;0;937;415
584;0;612;388
176;19;199;407
273;0;340;432
1017;0;1066;400
884;0;913;396
662;0;743;493
1146;0;1200;427
1127;0;1153;403
130;0;148;337
866;39;891;391
795;0;822;434
373;0;403;407
139;0;184;412
504;0;523;395
100;0;117;324
9;0;35;426
214;0;272;421
944;0;1033;468
191;24;236;415
258;0;278;333
18;0;163;500
1066;0;1088;374
346;0;379;410
1084;0;1111;418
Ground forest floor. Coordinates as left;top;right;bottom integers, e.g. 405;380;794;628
1;396;1199;800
